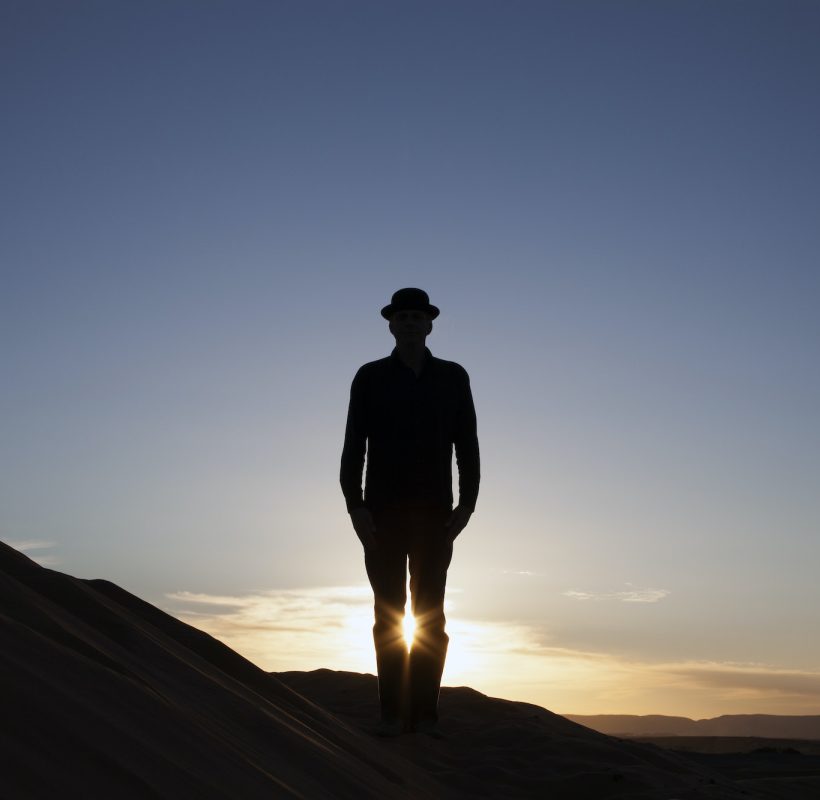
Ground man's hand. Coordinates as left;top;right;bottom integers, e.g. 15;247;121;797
445;505;472;541
350;507;377;550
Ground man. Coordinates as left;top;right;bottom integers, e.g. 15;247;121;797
340;288;480;737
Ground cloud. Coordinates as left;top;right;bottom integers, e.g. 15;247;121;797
165;585;376;673
563;586;670;603
7;539;59;566
8;539;55;551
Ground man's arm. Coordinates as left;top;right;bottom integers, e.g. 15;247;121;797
448;366;480;539
340;369;377;549
340;368;367;511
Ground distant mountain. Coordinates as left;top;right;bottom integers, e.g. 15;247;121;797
566;714;820;739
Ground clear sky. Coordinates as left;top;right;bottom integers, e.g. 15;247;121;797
3;0;819;717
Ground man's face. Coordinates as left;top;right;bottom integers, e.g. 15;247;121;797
389;309;433;344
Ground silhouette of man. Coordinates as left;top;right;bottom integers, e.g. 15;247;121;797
341;288;480;737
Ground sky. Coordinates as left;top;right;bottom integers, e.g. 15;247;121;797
3;0;819;718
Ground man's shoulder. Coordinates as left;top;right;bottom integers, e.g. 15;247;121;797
358;356;392;371
429;355;470;379
352;357;392;380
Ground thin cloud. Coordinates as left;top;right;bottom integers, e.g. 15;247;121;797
7;539;59;566
563;587;670;603
167;591;252;607
563;590;597;601
8;539;56;551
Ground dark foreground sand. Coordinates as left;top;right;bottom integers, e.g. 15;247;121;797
2;540;816;799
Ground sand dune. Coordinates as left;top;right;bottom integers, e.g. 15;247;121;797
1;541;438;798
0;540;798;798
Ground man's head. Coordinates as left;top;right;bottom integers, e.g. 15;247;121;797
381;288;438;345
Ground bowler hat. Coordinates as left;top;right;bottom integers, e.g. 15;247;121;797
380;288;440;320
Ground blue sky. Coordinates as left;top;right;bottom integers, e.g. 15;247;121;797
3;1;819;715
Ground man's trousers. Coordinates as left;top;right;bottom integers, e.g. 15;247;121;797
364;507;453;725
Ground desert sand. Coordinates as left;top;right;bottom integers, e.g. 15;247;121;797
3;540;816;798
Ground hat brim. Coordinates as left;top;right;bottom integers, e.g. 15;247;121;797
381;304;440;320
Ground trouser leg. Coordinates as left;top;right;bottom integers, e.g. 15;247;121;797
408;510;453;724
364;524;408;721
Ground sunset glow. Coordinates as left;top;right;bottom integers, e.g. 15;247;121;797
163;584;820;718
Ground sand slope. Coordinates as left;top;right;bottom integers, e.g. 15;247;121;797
0;540;771;798
0;541;440;798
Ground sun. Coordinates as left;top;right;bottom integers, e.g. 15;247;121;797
402;607;416;650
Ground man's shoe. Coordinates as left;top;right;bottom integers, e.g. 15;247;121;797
374;716;404;737
415;718;445;739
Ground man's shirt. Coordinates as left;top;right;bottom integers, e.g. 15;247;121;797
340;347;480;513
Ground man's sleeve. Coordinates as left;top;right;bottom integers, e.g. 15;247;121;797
340;367;368;512
453;366;480;512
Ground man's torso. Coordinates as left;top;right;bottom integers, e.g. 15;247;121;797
348;349;473;511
